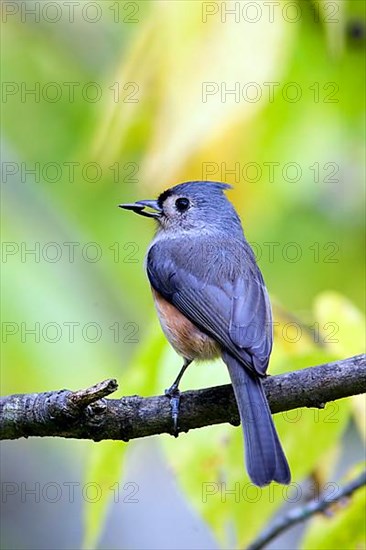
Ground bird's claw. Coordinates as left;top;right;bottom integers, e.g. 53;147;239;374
165;385;181;437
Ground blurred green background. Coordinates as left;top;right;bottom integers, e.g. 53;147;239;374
1;1;365;549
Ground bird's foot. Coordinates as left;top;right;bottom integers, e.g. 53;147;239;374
165;384;181;437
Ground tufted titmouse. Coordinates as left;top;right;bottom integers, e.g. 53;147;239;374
119;181;290;486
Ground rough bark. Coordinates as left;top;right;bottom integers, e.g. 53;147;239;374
0;354;365;442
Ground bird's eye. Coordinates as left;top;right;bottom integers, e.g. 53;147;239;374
175;197;190;212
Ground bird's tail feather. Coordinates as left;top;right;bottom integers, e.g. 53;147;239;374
223;351;290;487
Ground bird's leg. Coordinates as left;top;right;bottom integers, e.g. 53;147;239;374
165;359;192;437
166;359;192;395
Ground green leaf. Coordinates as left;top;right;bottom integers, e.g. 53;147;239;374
82;325;168;548
82;441;125;550
118;323;168;396
226;393;350;547
311;0;346;56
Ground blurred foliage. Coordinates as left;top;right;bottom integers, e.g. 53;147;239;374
82;441;125;550
1;0;365;549
300;464;366;549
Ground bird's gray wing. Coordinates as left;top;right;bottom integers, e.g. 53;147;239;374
146;239;272;376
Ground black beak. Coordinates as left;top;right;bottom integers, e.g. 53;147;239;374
118;200;162;219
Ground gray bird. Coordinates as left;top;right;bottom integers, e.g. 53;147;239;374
120;181;290;487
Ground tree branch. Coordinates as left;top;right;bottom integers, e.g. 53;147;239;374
0;354;365;442
246;469;366;550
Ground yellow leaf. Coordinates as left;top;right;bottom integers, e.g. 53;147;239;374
314;291;365;357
